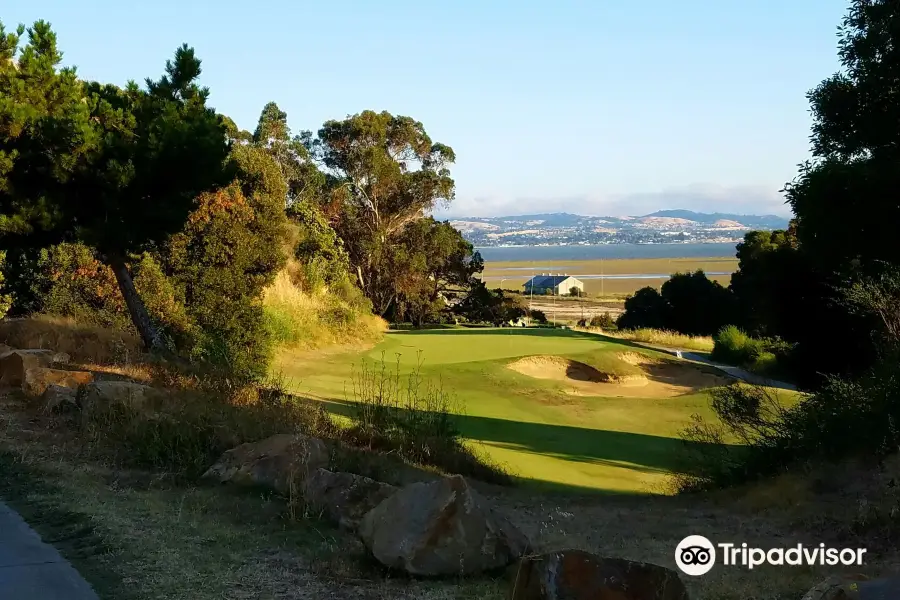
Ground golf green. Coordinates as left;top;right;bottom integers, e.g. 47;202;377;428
273;328;726;494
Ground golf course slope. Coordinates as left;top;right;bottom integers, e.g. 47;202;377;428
274;327;736;494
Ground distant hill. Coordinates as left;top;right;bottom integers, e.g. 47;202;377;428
642;210;789;229
448;209;791;247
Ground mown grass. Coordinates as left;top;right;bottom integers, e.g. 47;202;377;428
275;328;726;493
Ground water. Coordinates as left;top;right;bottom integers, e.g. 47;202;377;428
476;242;738;262
481;271;732;281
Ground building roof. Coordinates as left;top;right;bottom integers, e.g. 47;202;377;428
525;275;579;287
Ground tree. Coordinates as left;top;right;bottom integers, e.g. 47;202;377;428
785;0;900;273
388;218;482;325
569;286;581;297
161;144;288;378
660;270;735;336
616;287;670;330
455;284;525;326
307;110;455;313
0;20;230;349
252;102;324;208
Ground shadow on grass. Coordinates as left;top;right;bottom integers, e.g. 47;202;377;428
390;327;601;340
319;399;732;494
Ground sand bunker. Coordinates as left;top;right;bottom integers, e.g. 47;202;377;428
507;354;730;398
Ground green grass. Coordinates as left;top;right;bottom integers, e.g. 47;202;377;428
274;328;730;494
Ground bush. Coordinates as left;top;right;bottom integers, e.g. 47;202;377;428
681;351;900;491
590;312;616;329
529;309;548;324
711;325;764;365
83;377;337;478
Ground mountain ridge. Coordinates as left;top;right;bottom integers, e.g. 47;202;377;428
447;209;791;247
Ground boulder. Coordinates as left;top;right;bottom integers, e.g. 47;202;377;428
510;550;689;600
42;384;79;414
0;349;69;386
22;367;94;398
202;433;329;494
801;574;900;600
358;474;529;576
78;381;162;415
303;468;398;531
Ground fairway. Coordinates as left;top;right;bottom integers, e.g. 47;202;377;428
274;328;728;494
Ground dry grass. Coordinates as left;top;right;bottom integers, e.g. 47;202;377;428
263;270;386;350
605;328;715;352
0;390;505;600
0;315;143;364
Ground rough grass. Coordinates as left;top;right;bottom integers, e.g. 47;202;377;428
0;315;143;364
0;392;505;600
606;328;715;352
263;270;385;350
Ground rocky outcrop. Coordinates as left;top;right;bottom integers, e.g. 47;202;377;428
78;381;162;415
22;367;94;398
510;550;689;600
202;433;329;494
42;384;79;413
303;468;398;531
0;349;69;386
359;474;529;576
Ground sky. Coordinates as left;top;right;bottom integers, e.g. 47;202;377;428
6;1;848;218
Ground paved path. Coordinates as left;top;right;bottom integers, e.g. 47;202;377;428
0;501;99;599
632;342;800;391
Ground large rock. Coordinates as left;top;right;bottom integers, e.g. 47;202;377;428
510;550;689;600
358;474;529;576
0;349;69;386
78;381;162;415
203;433;329;494
801;574;900;600
22;367;93;398
42;384;78;414
303;468;397;531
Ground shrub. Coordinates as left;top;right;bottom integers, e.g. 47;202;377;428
345;353;511;485
711;325;764;365
529;309;548;324
681;352;900;491
590;312;616;329
83;377;338;478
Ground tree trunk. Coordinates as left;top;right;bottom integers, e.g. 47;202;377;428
109;257;164;351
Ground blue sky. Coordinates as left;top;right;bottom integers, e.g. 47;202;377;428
6;1;847;218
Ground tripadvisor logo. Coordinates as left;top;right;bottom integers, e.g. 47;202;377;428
675;535;867;576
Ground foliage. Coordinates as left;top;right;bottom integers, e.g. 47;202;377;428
711;325;764;366
568;286;581;297
660;270;735;336
785;0;900;274
454;283;527;326
590;312;616;329
308;110;456;314
252;102;324;208
606;328;714;352
161;144;289;380
529;309;548;324
386;218;483;325
616;287;671;330
0;20;230;348
262;268;384;350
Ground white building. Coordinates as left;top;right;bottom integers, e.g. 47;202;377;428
523;274;584;296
